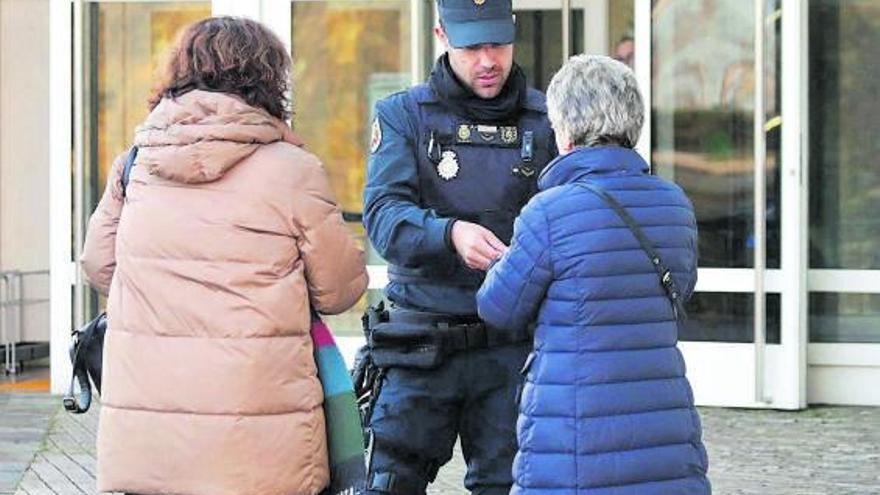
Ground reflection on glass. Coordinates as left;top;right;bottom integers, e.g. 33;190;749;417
612;35;635;68
809;1;880;269
609;0;636;65
514;2;633;91
291;1;413;335
652;0;781;268
86;2;211;200
514;10;583;91
84;2;211;318
682;292;781;344
291;1;412;216
810;293;880;344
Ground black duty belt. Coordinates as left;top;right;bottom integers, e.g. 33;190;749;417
363;303;532;369
385;309;530;350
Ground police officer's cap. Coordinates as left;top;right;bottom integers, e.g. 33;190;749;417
437;0;515;49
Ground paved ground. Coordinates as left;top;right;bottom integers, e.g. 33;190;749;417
697;407;879;495
0;395;57;494
2;393;878;494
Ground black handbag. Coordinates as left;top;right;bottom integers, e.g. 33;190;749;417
63;147;138;414
62;313;106;413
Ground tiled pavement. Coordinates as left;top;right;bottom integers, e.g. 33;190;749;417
2;394;879;494
427;407;880;495
0;394;57;494
697;407;880;495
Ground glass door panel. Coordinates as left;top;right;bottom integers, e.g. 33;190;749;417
808;1;880;358
808;1;880;271
652;0;782;343
514;9;584;91
81;1;212;320
291;0;415;336
514;0;635;91
652;0;781;270
683;293;781;343
649;0;795;407
291;0;412;218
84;2;211;200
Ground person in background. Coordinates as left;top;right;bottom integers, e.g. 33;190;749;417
614;35;635;68
477;54;711;494
81;17;367;495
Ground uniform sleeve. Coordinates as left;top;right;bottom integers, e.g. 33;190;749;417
81;153;126;296
477;199;553;332
291;156;369;315
362;97;458;268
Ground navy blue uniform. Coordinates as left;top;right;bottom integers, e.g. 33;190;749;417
365;84;555;314
362;79;556;495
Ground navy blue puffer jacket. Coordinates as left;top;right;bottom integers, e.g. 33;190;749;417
477;146;710;494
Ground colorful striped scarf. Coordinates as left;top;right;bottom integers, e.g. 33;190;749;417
311;317;366;495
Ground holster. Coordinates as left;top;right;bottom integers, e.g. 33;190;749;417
351;344;385;428
361;302;531;371
352;302;533;432
366;304;446;370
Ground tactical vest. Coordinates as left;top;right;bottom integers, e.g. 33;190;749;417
388;84;556;288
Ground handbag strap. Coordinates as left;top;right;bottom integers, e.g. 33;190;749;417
575;181;687;321
121;146;138;198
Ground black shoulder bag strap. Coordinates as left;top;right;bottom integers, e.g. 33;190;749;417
121;146;138;197
576;182;687;321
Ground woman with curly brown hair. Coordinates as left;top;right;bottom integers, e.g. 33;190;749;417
81;17;367;495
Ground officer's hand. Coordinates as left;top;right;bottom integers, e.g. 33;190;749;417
450;221;507;271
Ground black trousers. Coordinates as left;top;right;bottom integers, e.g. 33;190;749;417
365;343;530;494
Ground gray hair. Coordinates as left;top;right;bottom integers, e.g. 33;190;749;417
546;54;644;149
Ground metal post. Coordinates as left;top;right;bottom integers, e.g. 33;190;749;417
753;0;769;404
633;0;652;163
562;0;572;61
1;271;21;375
584;0;610;56
49;0;75;395
73;0;85;330
1;273;9;374
9;272;19;374
16;271;24;372
778;0;809;410
411;0;425;84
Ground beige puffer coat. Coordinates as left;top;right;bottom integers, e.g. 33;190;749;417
82;90;368;495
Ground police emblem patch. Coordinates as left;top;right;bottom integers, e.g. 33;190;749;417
370;118;382;154
437;151;460;181
502;127;518;144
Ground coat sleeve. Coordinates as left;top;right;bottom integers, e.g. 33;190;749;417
81;153;126;296
681;193;699;301
291;156;368;315
477;199;553;332
684;225;699;300
362;96;458;268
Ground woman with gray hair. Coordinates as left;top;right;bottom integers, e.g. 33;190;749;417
477;55;710;494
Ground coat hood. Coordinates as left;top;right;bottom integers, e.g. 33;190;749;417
537;145;649;191
133;90;301;184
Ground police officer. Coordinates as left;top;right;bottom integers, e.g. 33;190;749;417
360;1;556;493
